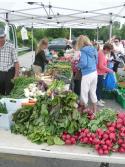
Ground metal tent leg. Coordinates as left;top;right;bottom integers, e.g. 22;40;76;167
100;163;109;167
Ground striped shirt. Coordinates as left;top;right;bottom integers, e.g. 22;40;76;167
0;41;18;71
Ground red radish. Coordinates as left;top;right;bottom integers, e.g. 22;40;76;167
109;133;116;140
66;134;71;139
107;122;112;127
120;127;125;132
70;137;76;143
118;113;125;119
74;135;78;140
98;149;104;155
118;139;123;145
111;122;116;128
80;132;85;137
84;129;89;134
100;140;105;145
62;134;67;140
116;123;122;129
104;150;109;155
87;133;91;137
106;140;112;146
103;145;108;150
84;137;89;143
91;133;96;138
119;148;125;153
108;127;115;132
65;140;71;145
63;131;68;135
80;138;84;143
121;144;125;148
120;132;125;137
103;133;109;140
95;144;100;150
117;118;123;124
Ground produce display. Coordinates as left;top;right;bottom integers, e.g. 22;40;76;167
1;60;125;157
24;81;48;98
10;77;35;98
11;81;125;156
47;62;72;79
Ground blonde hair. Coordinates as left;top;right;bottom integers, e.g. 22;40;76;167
76;35;92;50
36;38;48;54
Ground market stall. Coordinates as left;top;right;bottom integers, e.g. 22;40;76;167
0;1;125;167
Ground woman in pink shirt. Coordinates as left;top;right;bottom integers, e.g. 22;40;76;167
97;43;113;107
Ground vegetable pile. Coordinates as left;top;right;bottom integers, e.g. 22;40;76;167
10;77;35;98
11;92;89;145
11;88;125;156
47;62;72;79
24;81;48;98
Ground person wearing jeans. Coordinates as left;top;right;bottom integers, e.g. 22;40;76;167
97;43;113;107
77;35;98;112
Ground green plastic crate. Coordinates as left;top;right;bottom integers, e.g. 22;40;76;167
116;90;125;109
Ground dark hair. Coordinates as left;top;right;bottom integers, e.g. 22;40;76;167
103;43;113;51
115;37;121;42
72;40;77;47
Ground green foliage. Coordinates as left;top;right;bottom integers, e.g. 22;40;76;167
45;28;69;39
11;91;89;144
16;21;125;50
88;108;117;132
10;77;35;98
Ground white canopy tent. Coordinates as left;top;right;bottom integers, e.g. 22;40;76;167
0;0;125;41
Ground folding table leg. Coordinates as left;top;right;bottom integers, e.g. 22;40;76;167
100;163;109;167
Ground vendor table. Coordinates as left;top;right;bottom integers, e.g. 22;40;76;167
0;130;125;167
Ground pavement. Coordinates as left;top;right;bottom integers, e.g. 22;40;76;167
2;52;123;167
18;51;35;69
0;156;125;167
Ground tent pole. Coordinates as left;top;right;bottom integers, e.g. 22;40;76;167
31;23;34;64
109;13;113;42
97;27;99;42
69;27;72;41
109;21;113;42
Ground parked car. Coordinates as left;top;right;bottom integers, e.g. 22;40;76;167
48;38;67;51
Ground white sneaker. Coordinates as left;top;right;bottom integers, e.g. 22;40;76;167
100;100;105;104
97;101;105;107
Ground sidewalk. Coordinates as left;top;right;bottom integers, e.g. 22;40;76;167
18;51;35;69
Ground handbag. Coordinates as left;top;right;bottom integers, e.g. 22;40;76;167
103;72;117;91
74;70;82;80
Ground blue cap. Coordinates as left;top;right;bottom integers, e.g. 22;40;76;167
0;28;5;37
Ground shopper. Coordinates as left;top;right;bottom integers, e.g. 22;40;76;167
0;28;19;95
77;35;98;112
71;40;81;96
113;37;124;55
33;38;49;74
97;43;113;107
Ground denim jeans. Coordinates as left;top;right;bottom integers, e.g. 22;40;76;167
96;75;104;101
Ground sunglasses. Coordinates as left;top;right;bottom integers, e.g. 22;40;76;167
114;41;119;43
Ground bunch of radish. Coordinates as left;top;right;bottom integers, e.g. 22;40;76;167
79;128;96;145
61;112;125;156
116;113;125;153
94;128;116;155
61;132;78;145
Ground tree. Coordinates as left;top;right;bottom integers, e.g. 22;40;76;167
45;28;69;39
72;29;96;40
120;24;125;39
